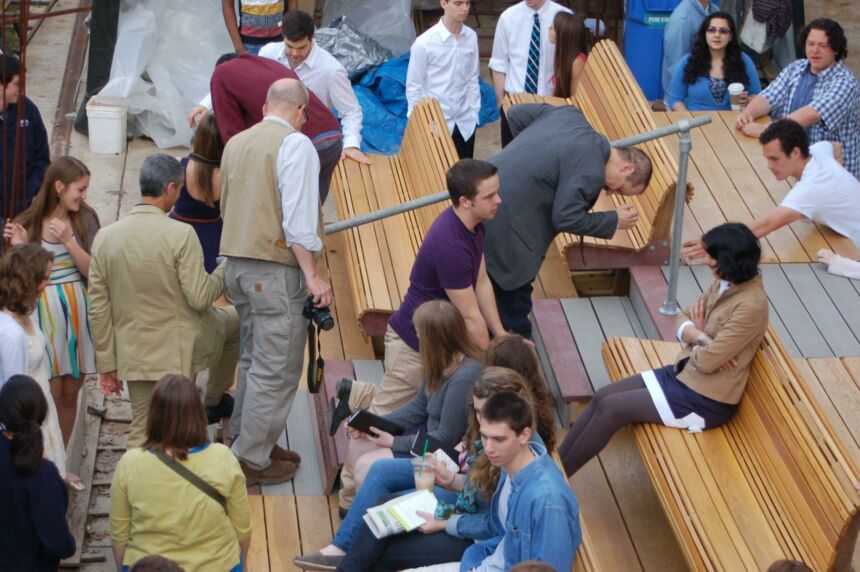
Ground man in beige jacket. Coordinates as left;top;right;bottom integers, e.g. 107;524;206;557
88;154;239;448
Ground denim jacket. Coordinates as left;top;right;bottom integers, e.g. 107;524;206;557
458;440;581;571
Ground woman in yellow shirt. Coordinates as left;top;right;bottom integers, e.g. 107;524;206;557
110;375;251;572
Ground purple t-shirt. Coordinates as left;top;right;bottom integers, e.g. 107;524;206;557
388;207;485;351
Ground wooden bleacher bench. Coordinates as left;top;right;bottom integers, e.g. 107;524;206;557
531;299;593;415
601;329;860;571
503;40;688;270
330;98;458;337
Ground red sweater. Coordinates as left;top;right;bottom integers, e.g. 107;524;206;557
210;53;342;145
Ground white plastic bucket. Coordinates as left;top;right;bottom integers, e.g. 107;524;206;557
86;98;128;155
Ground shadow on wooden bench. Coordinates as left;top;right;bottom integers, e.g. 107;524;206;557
330;98;458;338
503;39;689;270
601;329;860;571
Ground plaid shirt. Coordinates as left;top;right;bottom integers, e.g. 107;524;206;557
761;59;860;179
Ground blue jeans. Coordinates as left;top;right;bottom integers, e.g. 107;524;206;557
332;458;458;551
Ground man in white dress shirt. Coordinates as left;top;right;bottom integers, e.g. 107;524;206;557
489;0;571;146
190;10;370;166
406;0;480;159
219;78;333;485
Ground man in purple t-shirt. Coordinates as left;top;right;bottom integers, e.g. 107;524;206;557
332;159;506;512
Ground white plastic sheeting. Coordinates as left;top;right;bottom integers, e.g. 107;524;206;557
322;0;415;57
98;0;233;148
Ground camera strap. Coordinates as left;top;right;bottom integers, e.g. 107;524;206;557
306;321;325;394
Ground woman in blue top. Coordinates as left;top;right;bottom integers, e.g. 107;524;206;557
667;12;761;111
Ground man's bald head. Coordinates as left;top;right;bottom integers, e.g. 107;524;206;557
263;78;309;130
266;78;308;107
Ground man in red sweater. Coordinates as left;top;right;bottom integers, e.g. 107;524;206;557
210;52;344;201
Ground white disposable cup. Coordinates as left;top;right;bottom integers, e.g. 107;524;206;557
728;83;745;111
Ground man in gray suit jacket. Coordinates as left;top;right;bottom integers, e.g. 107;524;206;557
485;104;653;337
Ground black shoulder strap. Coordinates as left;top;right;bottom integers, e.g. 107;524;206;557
153;449;227;510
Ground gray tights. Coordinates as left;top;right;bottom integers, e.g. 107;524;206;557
559;374;661;476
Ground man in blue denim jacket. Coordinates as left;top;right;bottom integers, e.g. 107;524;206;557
458;392;581;571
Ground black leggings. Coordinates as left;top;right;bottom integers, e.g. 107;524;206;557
558;374;661;476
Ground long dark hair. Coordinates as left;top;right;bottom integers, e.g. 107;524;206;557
189;113;224;206
0;376;48;476
683;12;749;86
552;12;588;99
15;156;97;252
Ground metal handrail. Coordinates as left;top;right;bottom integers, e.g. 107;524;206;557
324;114;713;315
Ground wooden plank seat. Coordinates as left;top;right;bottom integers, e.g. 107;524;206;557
330;98;458;337
601;330;860;571
502;39;686;270
531;298;594;411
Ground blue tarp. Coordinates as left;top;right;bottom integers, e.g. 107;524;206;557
354;53;500;155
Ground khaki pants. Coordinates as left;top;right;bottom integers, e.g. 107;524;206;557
339;325;423;508
127;379;157;448
126;306;239;448
226;258;307;470
348;325;423;413
204;306;240;405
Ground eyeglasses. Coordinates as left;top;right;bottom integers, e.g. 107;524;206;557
706;26;731;35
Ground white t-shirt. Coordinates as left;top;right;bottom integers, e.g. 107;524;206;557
780;142;860;248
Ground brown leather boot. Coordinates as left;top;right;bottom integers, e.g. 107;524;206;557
240;459;297;486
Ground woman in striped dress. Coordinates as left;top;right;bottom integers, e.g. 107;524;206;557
4;156;99;445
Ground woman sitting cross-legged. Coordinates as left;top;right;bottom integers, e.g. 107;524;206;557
559;222;768;476
109;374;251;572
667;12;761;111
345;300;483;494
295;360;557;572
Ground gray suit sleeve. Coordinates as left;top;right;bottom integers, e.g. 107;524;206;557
506;104;553;139
552;171;619;239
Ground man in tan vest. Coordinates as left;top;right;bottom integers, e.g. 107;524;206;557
220;78;333;485
88;154;239;447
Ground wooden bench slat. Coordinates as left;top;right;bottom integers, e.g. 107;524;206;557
602;331;860;570
531;299;592;405
263;496;301;571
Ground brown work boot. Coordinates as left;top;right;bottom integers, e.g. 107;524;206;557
271;444;302;465
240;459;297;486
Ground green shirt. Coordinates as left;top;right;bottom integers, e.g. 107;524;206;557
109;444;251;572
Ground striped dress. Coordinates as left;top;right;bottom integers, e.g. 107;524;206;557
35;240;96;378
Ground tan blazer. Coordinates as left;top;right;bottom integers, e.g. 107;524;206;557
674;274;769;404
88;205;227;381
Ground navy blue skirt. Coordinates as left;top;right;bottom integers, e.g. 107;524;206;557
651;360;737;429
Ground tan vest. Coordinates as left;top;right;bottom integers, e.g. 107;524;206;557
219;119;321;266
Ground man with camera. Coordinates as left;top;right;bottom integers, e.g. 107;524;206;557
219;77;333;486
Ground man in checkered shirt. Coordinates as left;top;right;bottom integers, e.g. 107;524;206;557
736;18;860;180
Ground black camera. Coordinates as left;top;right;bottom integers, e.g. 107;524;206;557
303;296;334;331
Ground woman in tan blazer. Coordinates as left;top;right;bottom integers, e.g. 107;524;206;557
559;223;769;476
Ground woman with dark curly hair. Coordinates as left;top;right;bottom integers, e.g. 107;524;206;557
559;223;768;476
667;12;761;111
0;244;73;484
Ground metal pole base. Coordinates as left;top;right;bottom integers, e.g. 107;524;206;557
659;302;681;316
